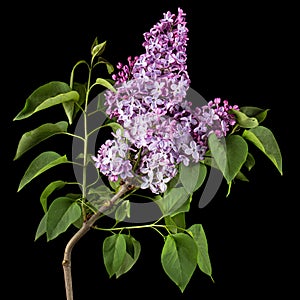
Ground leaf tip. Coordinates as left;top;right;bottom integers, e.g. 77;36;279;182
13;112;22;121
225;181;232;197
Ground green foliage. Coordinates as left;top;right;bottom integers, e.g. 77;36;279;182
187;224;213;281
208;134;248;186
115;200;131;223
242;126;282;175
205;106;283;195
115;235;141;278
35;196;82;241
14;81;79;121
102;233;141;279
91;39;107;58
161;233;198;292
14;121;68;160
103;234;127;278
17;151;68;192
244;152;255;171
100;121;124;134
164;213;186;234
95;78;117;93
156;187;190;217
40;180;67;212
239;106;269;123
229;109;259;128
179;162;207;194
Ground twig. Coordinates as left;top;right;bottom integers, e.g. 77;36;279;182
62;182;132;300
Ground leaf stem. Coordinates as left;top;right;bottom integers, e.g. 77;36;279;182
65;181;83;187
61;132;86;142
94;222;167;233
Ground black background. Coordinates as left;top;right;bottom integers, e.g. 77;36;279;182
4;0;296;299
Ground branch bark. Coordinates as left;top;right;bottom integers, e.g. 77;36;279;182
62;182;132;300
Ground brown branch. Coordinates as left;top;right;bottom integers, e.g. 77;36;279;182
62;182;132;300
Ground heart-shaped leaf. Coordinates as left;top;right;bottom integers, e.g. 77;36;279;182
103;234;127;278
208;133;248;184
161;233;197;292
115;235;141;278
179;162;207;194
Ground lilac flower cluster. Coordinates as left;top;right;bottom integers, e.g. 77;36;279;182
93;129;134;182
112;8;190;85
93;8;238;194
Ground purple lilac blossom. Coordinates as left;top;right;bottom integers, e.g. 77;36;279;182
93;8;238;194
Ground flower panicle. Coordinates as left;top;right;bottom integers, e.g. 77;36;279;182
93;8;239;194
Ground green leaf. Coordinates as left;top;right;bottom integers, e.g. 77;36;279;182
88;185;114;199
97;57;115;74
35;212;48;241
62;101;75;125
14;121;68;160
14;81;79;120
208;133;248;185
100;122;124;133
179;162;207;194
103;234;127;278
40;180;67;212
116;235;141;278
156;187;190;216
115;200;130;222
87;185;115;210
72;82;86;119
229;109;259;128
17;151;68;192
235;171;249;182
161;233;198;292
202;156;219;170
95;78;117;93
164;212;186;234
46;197;81;241
244;152;255;171
166;172;180;191
96;93;107;113
187;224;213;281
91;37;99;54
240;106;270;123
72;213;84;229
242;126;283;175
109;177;121;191
91;40;107;58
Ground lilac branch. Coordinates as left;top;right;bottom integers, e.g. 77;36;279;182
62;182;133;300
